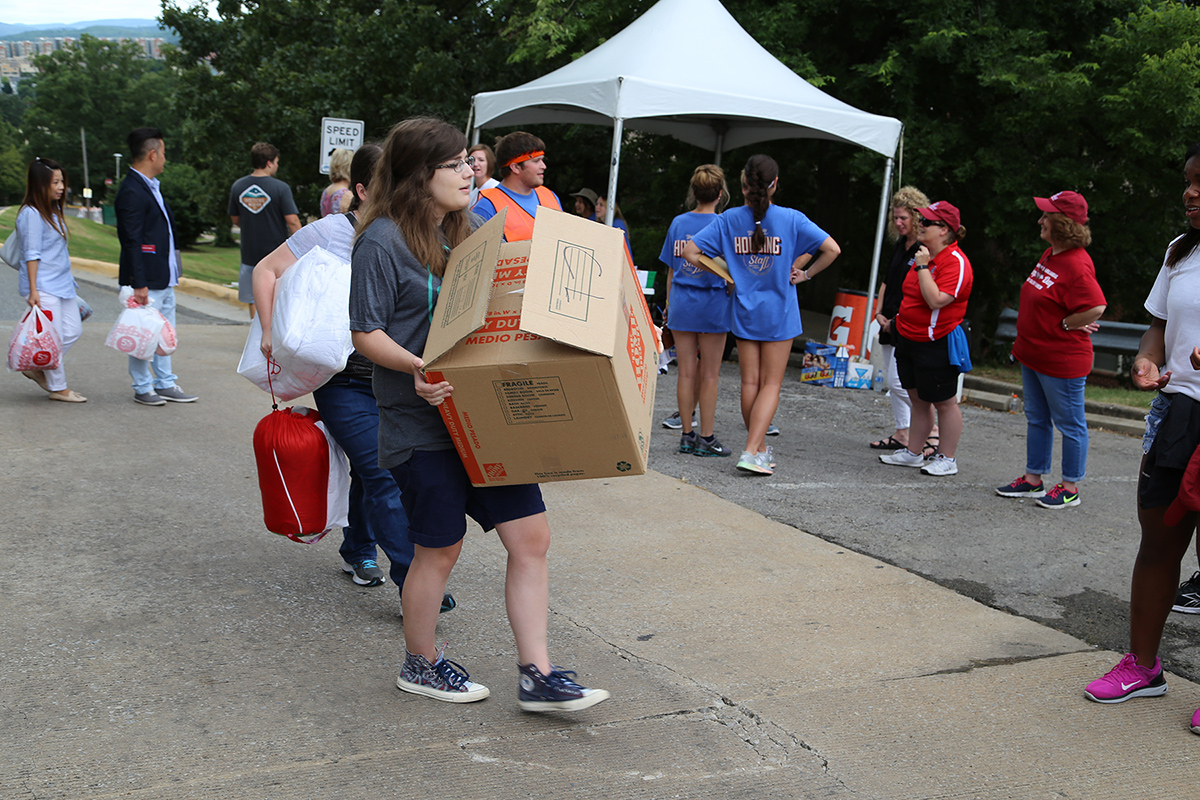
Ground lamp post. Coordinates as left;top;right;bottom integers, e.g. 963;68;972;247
113;152;122;180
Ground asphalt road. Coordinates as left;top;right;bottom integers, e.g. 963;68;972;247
6;268;1199;682
648;359;1200;681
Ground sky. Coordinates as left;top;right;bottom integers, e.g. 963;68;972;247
0;1;192;26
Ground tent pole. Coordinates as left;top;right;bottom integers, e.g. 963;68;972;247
714;132;724;167
862;156;894;359
467;99;479;145
605;117;624;226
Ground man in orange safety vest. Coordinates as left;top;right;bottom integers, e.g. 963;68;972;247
471;131;562;241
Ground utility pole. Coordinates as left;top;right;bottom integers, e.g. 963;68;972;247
80;127;91;210
113;152;122;182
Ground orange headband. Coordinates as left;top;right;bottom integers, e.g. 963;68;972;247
503;150;544;169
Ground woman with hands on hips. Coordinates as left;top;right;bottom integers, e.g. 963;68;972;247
682;154;841;476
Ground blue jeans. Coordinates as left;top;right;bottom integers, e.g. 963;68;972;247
312;376;414;590
127;287;179;394
1022;364;1088;483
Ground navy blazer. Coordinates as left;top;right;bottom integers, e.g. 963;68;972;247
115;168;179;290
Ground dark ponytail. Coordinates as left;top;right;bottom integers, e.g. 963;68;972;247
741;154;778;254
1167;141;1200;269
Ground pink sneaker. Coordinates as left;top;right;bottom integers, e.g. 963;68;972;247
1084;653;1167;703
1191;706;1200;735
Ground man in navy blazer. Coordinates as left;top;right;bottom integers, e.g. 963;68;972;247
114;127;198;406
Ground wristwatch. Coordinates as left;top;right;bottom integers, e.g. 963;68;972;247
915;264;929;271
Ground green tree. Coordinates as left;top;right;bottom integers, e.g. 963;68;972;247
21;35;180;206
0;120;25;204
161;0;543;241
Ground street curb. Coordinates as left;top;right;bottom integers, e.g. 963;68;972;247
71;257;246;310
961;387;1145;436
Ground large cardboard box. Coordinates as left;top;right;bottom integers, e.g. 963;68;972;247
422;208;657;486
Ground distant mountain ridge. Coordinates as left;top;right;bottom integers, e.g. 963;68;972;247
0;19;177;42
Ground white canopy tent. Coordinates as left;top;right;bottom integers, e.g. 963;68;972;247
470;0;904;350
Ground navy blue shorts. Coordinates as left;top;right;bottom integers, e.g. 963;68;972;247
389;449;546;549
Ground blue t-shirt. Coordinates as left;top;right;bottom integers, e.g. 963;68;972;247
472;185;559;222
659;212;723;291
689;205;829;341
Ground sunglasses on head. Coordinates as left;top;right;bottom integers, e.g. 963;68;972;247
919;217;947;228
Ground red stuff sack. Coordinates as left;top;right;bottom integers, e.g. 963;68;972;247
253;406;349;543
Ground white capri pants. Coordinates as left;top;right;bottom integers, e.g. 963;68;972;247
883;343;912;430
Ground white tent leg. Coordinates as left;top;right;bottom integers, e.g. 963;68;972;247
714;131;724;167
466;101;478;144
605;118;624;226
862;156;894;356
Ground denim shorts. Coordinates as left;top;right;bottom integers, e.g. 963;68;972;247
388;448;546;549
1142;392;1173;454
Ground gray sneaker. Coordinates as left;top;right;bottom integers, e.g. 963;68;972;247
342;559;385;587
157;386;198;403
661;411;697;430
693;435;733;457
765;423;780;436
134;391;166;406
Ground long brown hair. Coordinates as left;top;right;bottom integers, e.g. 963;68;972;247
356;118;472;276
741;154;778;253
21;157;68;239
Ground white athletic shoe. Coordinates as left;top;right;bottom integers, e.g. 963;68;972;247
880;448;925;467
920;454;959;476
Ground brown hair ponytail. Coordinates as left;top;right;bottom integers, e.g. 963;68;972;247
741;154;778;253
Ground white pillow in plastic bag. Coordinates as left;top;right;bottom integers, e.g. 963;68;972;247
237;245;352;400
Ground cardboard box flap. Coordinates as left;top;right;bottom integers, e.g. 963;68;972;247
698;254;733;284
423;210;507;366
520;208;624;357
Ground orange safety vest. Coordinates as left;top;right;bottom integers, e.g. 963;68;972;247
479;185;561;241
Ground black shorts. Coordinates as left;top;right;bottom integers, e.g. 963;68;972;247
893;332;959;404
1139;392;1200;510
389;449;546;548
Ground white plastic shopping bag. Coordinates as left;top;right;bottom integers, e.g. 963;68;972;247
237;246;352;400
105;288;166;361
7;305;62;371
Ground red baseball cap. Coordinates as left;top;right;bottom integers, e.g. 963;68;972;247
916;201;961;231
1034;190;1088;225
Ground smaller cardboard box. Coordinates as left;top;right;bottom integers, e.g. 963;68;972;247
844;361;874;390
422;208;658;486
800;341;836;386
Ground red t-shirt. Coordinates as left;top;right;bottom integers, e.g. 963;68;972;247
896;243;973;341
1012;247;1107;378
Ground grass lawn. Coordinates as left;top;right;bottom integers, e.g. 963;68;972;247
0;206;242;286
972;361;1153;410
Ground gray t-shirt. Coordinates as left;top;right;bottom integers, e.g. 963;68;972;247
348;216;453;469
229;174;299;266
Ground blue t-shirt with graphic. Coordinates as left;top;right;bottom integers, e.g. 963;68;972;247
689;205;828;341
659;212;724;291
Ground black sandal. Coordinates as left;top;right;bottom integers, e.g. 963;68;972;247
870;435;906;450
921;436;940;459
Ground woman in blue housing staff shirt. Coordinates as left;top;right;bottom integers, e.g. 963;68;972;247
683;154;841;476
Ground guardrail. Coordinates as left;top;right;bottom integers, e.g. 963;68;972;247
994;307;1147;377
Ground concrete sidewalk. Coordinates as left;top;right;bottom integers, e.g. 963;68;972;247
2;320;1199;798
